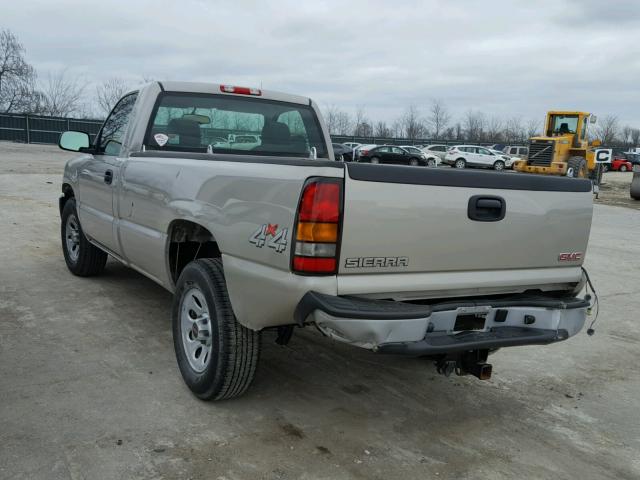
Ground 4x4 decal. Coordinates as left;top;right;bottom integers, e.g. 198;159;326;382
249;224;288;253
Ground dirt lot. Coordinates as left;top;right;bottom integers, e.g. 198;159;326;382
1;142;639;480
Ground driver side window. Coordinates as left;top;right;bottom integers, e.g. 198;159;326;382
98;92;138;156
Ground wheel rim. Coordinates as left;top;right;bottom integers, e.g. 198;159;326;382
371;157;379;164
410;158;418;166
65;214;81;263
428;159;436;167
455;160;464;168
621;165;627;172
495;162;504;171
180;287;212;373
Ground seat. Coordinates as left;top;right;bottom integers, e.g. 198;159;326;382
167;118;202;147
558;122;570;134
260;120;291;146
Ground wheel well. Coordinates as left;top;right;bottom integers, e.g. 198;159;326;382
168;220;220;284
59;183;75;216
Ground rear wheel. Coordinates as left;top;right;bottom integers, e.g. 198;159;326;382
566;156;588;178
173;258;260;401
454;158;466;169
61;198;108;276
493;160;505;171
370;156;380;164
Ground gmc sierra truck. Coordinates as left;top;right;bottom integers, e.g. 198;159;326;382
58;81;594;401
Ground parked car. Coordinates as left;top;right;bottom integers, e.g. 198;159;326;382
343;142;362;150
353;144;377;161
400;145;439;166
444;145;509;170
489;149;515;169
488;144;507;152
503;145;529;157
604;156;633;172
359;145;429;166
421;144;449;161
332;143;353;162
56;80;594;401
625;152;640;166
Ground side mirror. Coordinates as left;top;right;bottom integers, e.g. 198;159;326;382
589;115;597;124
59;131;90;152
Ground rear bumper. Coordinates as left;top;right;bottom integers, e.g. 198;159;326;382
295;292;589;355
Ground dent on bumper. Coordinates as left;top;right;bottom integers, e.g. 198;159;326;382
298;292;589;354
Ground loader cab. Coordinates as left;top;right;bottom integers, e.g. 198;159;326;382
544;112;590;147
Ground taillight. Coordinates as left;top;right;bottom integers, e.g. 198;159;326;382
361;149;369;155
220;85;262;96
292;178;342;275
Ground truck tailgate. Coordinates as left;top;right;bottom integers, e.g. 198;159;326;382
338;164;593;296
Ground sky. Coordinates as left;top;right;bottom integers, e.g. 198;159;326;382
3;0;640;126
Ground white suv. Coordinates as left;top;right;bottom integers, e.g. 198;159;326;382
444;145;511;171
421;144;449;161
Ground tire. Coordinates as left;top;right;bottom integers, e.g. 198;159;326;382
427;158;437;167
61;198;108;276
409;157;419;166
493;160;505;171
620;165;628;172
172;258;260;401
370;156;380;164
454;158;466;169
566;156;588;178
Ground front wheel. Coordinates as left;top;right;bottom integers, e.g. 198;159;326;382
173;258;260;401
493;160;505;171
620;165;628;172
454;158;466;169
61;198;108;276
427;158;437;167
566;156;588;178
409;157;419;166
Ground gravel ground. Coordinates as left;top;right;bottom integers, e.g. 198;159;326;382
1;142;639;480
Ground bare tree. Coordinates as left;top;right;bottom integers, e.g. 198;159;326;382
621;125;633;148
96;78;129;117
505;116;525;144
374;120;391;138
631;128;640;147
454;122;463;141
0;29;38;113
353;106;373;137
36;70;87;117
486;116;503;143
463;110;486;143
595;115;619;145
427;99;451;140
525;118;541;139
400;105;426;140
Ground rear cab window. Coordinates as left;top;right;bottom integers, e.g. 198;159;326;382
145;92;328;158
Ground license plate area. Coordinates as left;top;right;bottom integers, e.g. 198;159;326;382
454;312;487;331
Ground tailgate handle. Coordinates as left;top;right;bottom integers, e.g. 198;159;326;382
468;195;505;222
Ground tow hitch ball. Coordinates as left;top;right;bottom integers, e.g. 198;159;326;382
435;350;492;381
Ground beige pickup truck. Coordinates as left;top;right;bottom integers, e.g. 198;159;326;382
58;81;594;400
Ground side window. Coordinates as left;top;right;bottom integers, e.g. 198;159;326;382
435;145;446;152
510;147;517;154
98;93;138;156
392;147;404;154
377;146;390;153
478;148;490;155
521;147;529;155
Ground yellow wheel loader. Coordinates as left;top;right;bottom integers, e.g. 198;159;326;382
514;111;604;179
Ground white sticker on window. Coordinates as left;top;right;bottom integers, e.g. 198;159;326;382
154;133;169;147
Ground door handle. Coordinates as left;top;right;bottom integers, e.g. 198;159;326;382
104;170;113;185
468;195;505;222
